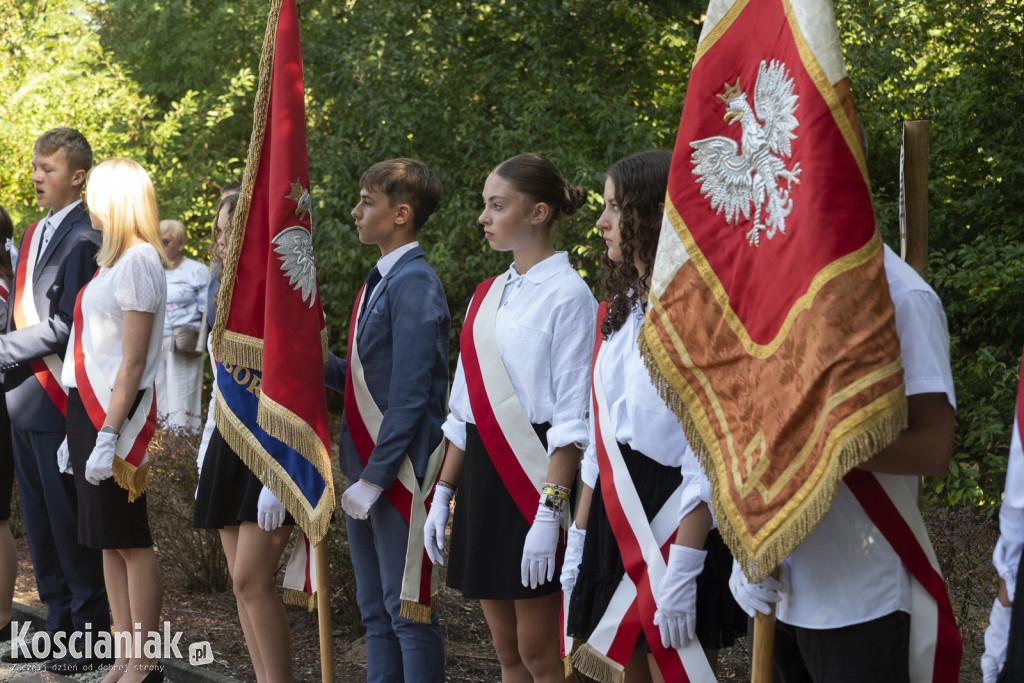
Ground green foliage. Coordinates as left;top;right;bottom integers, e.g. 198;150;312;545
298;0;704;350
1;0;1021;517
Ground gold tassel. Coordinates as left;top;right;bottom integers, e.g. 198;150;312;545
283;588;317;611
215;396;335;546
399;599;437;624
215;331;266;372
571;643;625;683
112;457;151;504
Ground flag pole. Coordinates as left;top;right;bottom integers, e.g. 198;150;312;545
900;121;930;281
316;540;335;681
750;569;778;683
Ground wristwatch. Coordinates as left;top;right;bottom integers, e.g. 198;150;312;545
539;488;569;514
100;425;118;436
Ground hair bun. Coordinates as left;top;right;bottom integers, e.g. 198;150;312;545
562;184;587;217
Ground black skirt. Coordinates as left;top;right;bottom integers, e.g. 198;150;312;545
67;389;152;549
446;422;564;600
0;391;12;521
193;428;294;529
567;442;746;654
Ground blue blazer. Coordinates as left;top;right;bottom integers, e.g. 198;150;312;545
325;246;450;488
1;203;101;431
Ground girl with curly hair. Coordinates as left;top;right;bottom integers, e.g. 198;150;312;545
562;150;745;682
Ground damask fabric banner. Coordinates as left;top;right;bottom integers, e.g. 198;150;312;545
640;0;907;582
212;0;333;551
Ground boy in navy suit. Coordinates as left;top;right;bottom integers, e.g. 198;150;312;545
0;128;107;673
324;158;449;682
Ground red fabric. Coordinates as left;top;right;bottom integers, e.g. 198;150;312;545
845;470;963;681
222;0;330;458
591;303;690;679
460;276;540;524
12;220;67;416
673;0;874;345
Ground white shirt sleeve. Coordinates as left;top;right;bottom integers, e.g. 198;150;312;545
115;246;165;314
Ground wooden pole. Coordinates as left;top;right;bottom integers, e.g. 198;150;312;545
901;121;930;280
316;540;335;682
750;569;779;683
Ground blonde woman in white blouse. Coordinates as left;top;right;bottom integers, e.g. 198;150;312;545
62;159;168;683
424;153;597;682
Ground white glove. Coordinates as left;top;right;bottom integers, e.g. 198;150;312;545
257;486;286;531
560;523;586;595
424;483;455;565
994;536;1022;600
728;559;784;617
654;544;707;649
341;478;383;520
521;504;561;589
85;431;118;485
981;597;1013;683
56;437;72;475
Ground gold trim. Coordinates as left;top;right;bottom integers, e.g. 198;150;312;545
640;308;907;581
215;330;266;371
667;199;883;358
570;642;625;683
399;596;439;624
693;0;750;64
780;0;868;182
211;0;281;354
215;392;335;546
257;391;333;478
283;588;317;611
113;457;151;504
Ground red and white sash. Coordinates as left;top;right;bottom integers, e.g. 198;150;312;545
71;277;158;502
572;304;714;683
845;470;962;682
344;282;445;623
283;532;320;610
12;220;68;415
460;273;549;523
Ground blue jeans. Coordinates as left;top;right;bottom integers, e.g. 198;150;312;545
346;495;444;682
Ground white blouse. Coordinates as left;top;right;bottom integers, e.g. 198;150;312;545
443;251;598;456
995;413;1024;588
63;243;167;391
582;297;708;520
778;245;957;629
163;258;208;335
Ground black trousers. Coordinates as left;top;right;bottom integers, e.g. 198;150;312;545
998;549;1024;683
749;611;911;683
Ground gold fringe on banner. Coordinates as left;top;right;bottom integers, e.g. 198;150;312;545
211;0;282;356
215;394;335;546
284;588;317;611
399;596;439;624
571;642;625;683
215;330;267;372
638;322;908;582
257;392;334;475
112;457;152;504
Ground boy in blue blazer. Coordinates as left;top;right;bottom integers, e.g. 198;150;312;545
325;158;449;682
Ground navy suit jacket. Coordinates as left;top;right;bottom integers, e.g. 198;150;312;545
325;246;450;489
1;203;101;431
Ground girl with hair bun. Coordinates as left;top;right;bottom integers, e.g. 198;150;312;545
562;151;745;682
424;153;597;681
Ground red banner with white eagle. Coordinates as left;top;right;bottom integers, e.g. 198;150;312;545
211;0;333;548
639;0;906;581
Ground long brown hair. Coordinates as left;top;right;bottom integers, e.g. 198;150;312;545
599;150;672;339
493;153;586;228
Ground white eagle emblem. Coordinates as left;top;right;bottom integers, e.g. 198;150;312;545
271;226;317;308
690;60;802;246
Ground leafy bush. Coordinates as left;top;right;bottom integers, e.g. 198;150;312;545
147;423;229;592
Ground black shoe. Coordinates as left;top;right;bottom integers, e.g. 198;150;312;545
0;621;11;641
0;646;53;665
42;652;112;674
